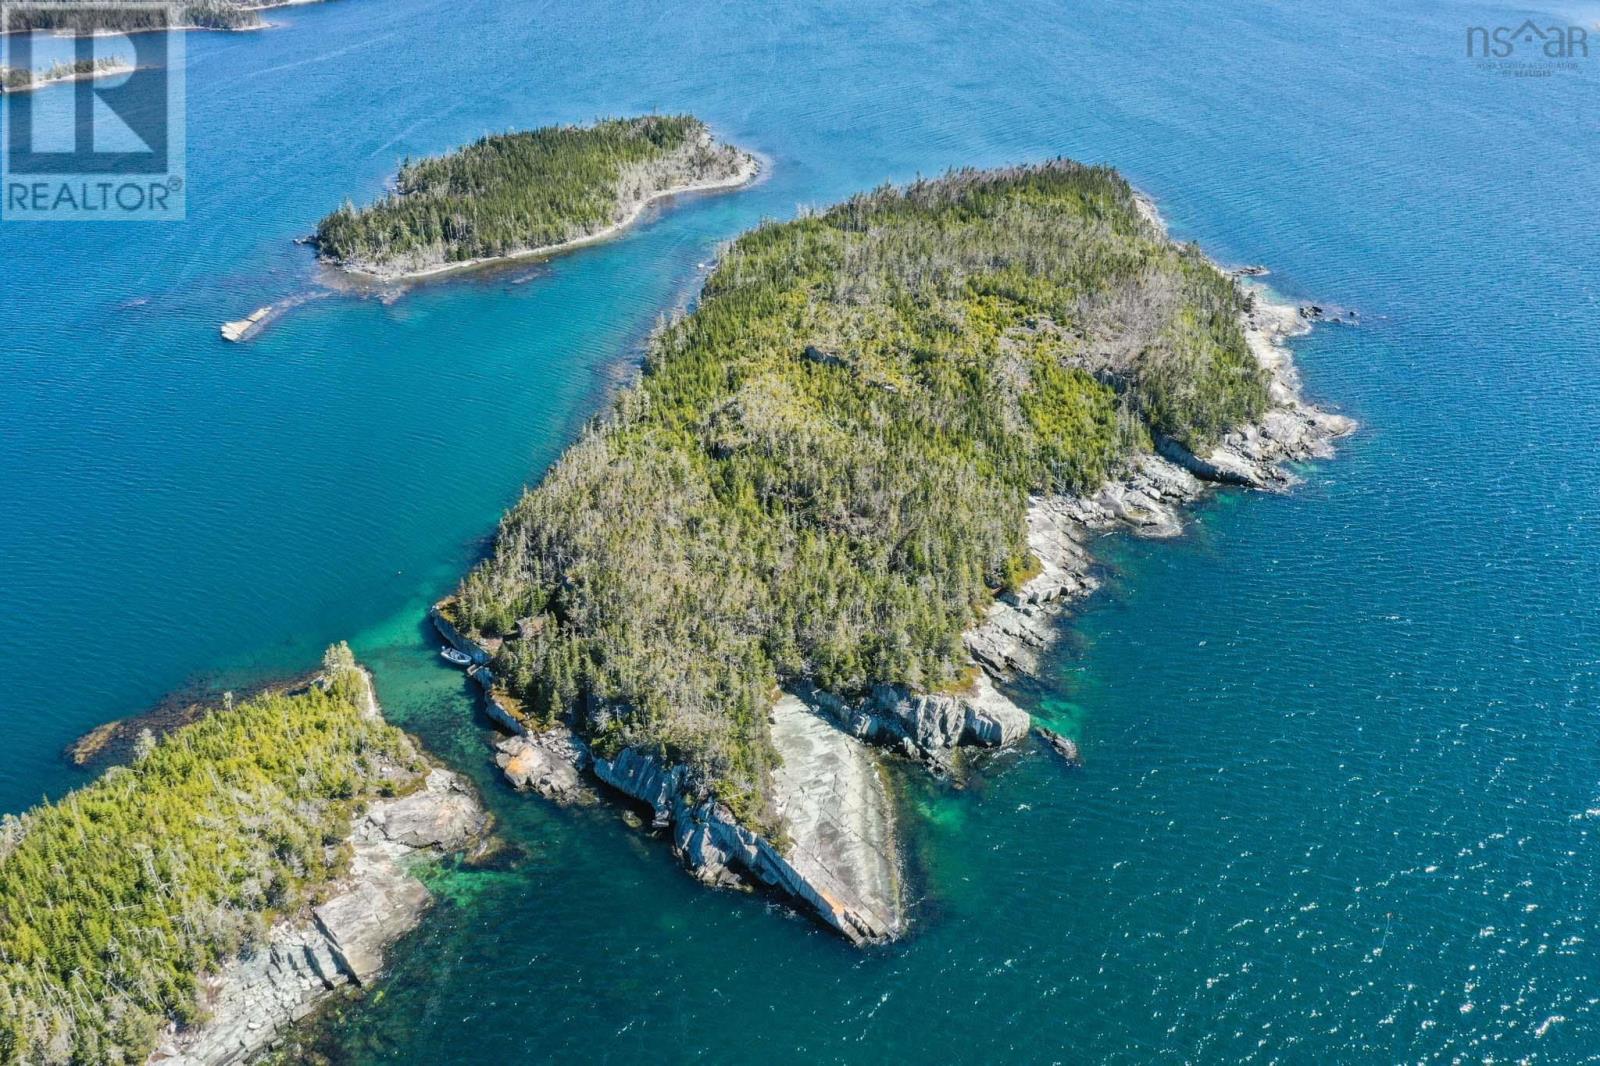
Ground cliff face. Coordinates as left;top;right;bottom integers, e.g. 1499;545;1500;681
807;672;1032;771
590;700;903;945
429;606;490;665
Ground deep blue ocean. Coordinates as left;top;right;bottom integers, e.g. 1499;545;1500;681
4;0;1600;1060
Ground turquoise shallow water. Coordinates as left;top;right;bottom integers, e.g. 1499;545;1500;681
5;0;1600;1060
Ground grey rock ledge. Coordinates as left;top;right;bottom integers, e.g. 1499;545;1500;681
148;678;488;1066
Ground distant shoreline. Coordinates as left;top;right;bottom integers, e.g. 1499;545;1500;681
0;0;326;38
0;60;132;93
327;152;763;284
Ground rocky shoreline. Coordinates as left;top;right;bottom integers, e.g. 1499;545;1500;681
468;683;906;943
801;670;1032;773
967;286;1356;681
441;583;1035;944
438;196;1351;949
439;611;914;944
780;279;1353;776
146;673;490;1066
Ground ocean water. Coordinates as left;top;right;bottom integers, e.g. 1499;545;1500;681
4;0;1600;1060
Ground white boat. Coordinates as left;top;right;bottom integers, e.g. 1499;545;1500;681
440;646;472;666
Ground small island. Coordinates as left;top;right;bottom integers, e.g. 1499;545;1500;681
0;645;488;1065
1;0;304;34
0;57;129;94
311;115;758;281
434;161;1352;944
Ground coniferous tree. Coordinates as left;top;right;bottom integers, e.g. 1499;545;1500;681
452;163;1268;829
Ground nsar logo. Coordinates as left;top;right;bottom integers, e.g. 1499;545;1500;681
1466;20;1591;76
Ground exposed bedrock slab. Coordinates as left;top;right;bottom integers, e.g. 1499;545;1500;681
590;702;903;944
495;727;592;802
768;695;901;941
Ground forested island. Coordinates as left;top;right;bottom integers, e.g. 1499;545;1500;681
312;115;758;280
439;161;1351;940
1;0;302;34
0;646;487;1066
0;57;127;94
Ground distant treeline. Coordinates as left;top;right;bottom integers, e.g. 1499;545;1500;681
313;115;749;272
0;57;123;92
0;646;425;1065
1;1;262;32
450;162;1268;828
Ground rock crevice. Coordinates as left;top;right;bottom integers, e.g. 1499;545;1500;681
806;671;1030;770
